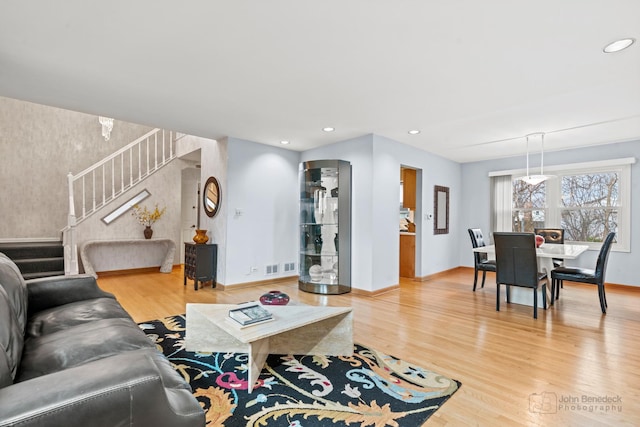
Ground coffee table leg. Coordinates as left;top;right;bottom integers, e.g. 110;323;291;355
248;337;270;393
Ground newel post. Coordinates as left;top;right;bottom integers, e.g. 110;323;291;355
64;172;79;275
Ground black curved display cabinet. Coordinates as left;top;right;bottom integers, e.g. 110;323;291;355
299;160;351;294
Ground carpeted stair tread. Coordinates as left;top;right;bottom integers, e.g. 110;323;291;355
0;241;64;259
0;240;64;279
22;270;65;280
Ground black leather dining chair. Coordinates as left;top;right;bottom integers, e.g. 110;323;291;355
551;232;616;314
468;228;496;291
494;232;547;319
534;228;565;267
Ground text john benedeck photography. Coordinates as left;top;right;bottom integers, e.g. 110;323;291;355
529;392;623;414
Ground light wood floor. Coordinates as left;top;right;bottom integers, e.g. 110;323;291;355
98;267;640;426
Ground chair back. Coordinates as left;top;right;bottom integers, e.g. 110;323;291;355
493;232;539;288
594;232;616;281
534;228;564;244
468;228;488;264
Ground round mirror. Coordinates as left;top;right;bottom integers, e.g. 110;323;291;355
203;176;221;218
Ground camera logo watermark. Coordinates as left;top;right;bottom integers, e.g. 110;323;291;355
529;392;622;414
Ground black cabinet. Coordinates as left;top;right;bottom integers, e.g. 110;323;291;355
184;243;217;290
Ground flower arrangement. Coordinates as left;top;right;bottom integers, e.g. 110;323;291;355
131;204;166;227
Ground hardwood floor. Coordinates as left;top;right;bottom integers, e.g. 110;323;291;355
98;267;640;426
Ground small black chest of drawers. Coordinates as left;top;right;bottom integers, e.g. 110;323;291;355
184;243;217;290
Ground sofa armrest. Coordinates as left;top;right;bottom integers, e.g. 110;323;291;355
0;349;205;427
26;274;116;315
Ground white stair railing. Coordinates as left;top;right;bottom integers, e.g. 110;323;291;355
63;128;182;274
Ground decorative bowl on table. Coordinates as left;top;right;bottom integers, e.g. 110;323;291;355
259;290;290;305
535;235;545;248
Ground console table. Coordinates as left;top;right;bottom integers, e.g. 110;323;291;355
80;239;176;278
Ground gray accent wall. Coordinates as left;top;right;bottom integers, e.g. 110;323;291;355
0;96;155;239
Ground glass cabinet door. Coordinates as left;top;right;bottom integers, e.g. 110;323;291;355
299;160;351;294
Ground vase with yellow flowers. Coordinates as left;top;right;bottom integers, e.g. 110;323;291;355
131;204;166;239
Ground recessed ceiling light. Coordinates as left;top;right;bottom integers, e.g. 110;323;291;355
408;130;421;135
603;38;635;53
280;140;290;145
322;127;335;132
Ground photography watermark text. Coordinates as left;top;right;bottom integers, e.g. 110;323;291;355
529;392;623;414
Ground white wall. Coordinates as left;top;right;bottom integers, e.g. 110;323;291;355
460;140;640;286
372;135;462;280
223;137;300;286
200;137;228;284
301;135;376;290
301;134;462;292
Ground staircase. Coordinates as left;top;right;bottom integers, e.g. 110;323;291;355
63;128;183;275
0;241;65;279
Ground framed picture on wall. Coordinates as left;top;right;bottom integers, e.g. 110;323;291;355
434;185;449;235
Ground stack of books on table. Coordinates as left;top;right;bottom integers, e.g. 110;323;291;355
228;302;273;327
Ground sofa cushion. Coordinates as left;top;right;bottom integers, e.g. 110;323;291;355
0;286;24;387
17;318;155;382
0;253;28;333
26;297;133;338
0;348;205;427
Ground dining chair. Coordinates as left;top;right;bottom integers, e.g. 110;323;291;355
550;232;616;314
493;232;547;319
534;228;565;267
468;228;496;291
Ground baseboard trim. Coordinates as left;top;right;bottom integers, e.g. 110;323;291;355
217;275;299;291
95;264;182;277
415;266;467;282
351;284;400;297
96;266;164;277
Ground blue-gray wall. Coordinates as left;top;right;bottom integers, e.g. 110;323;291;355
460;140;639;286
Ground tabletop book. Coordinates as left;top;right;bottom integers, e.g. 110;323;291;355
228;302;273;326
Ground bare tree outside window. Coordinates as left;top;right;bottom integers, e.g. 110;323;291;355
560;173;618;243
512;172;619;243
512;180;546;232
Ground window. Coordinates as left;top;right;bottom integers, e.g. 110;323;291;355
512;180;546;232
491;158;633;252
559;172;618;243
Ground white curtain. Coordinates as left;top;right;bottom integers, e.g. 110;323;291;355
490;175;512;240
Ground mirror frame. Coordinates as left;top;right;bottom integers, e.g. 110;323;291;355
433;185;449;235
203;176;221;218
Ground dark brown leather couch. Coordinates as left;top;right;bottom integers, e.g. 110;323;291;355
0;253;205;427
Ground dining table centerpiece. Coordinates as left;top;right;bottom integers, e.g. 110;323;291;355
131;203;166;239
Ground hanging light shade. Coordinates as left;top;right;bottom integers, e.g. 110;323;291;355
520;132;554;185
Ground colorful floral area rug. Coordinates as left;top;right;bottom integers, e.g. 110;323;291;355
139;314;460;426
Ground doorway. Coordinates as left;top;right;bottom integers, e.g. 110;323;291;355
399;166;420;278
180;167;200;263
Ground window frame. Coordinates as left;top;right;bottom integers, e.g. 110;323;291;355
543;164;629;251
490;158;633;252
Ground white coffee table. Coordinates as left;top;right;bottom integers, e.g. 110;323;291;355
185;303;353;392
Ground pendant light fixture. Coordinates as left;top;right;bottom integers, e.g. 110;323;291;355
520;132;553;185
99;116;114;141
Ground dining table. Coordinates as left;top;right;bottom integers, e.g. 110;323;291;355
472;243;589;306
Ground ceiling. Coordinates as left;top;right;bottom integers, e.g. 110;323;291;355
1;1;639;163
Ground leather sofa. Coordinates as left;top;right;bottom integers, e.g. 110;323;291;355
0;253;205;427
